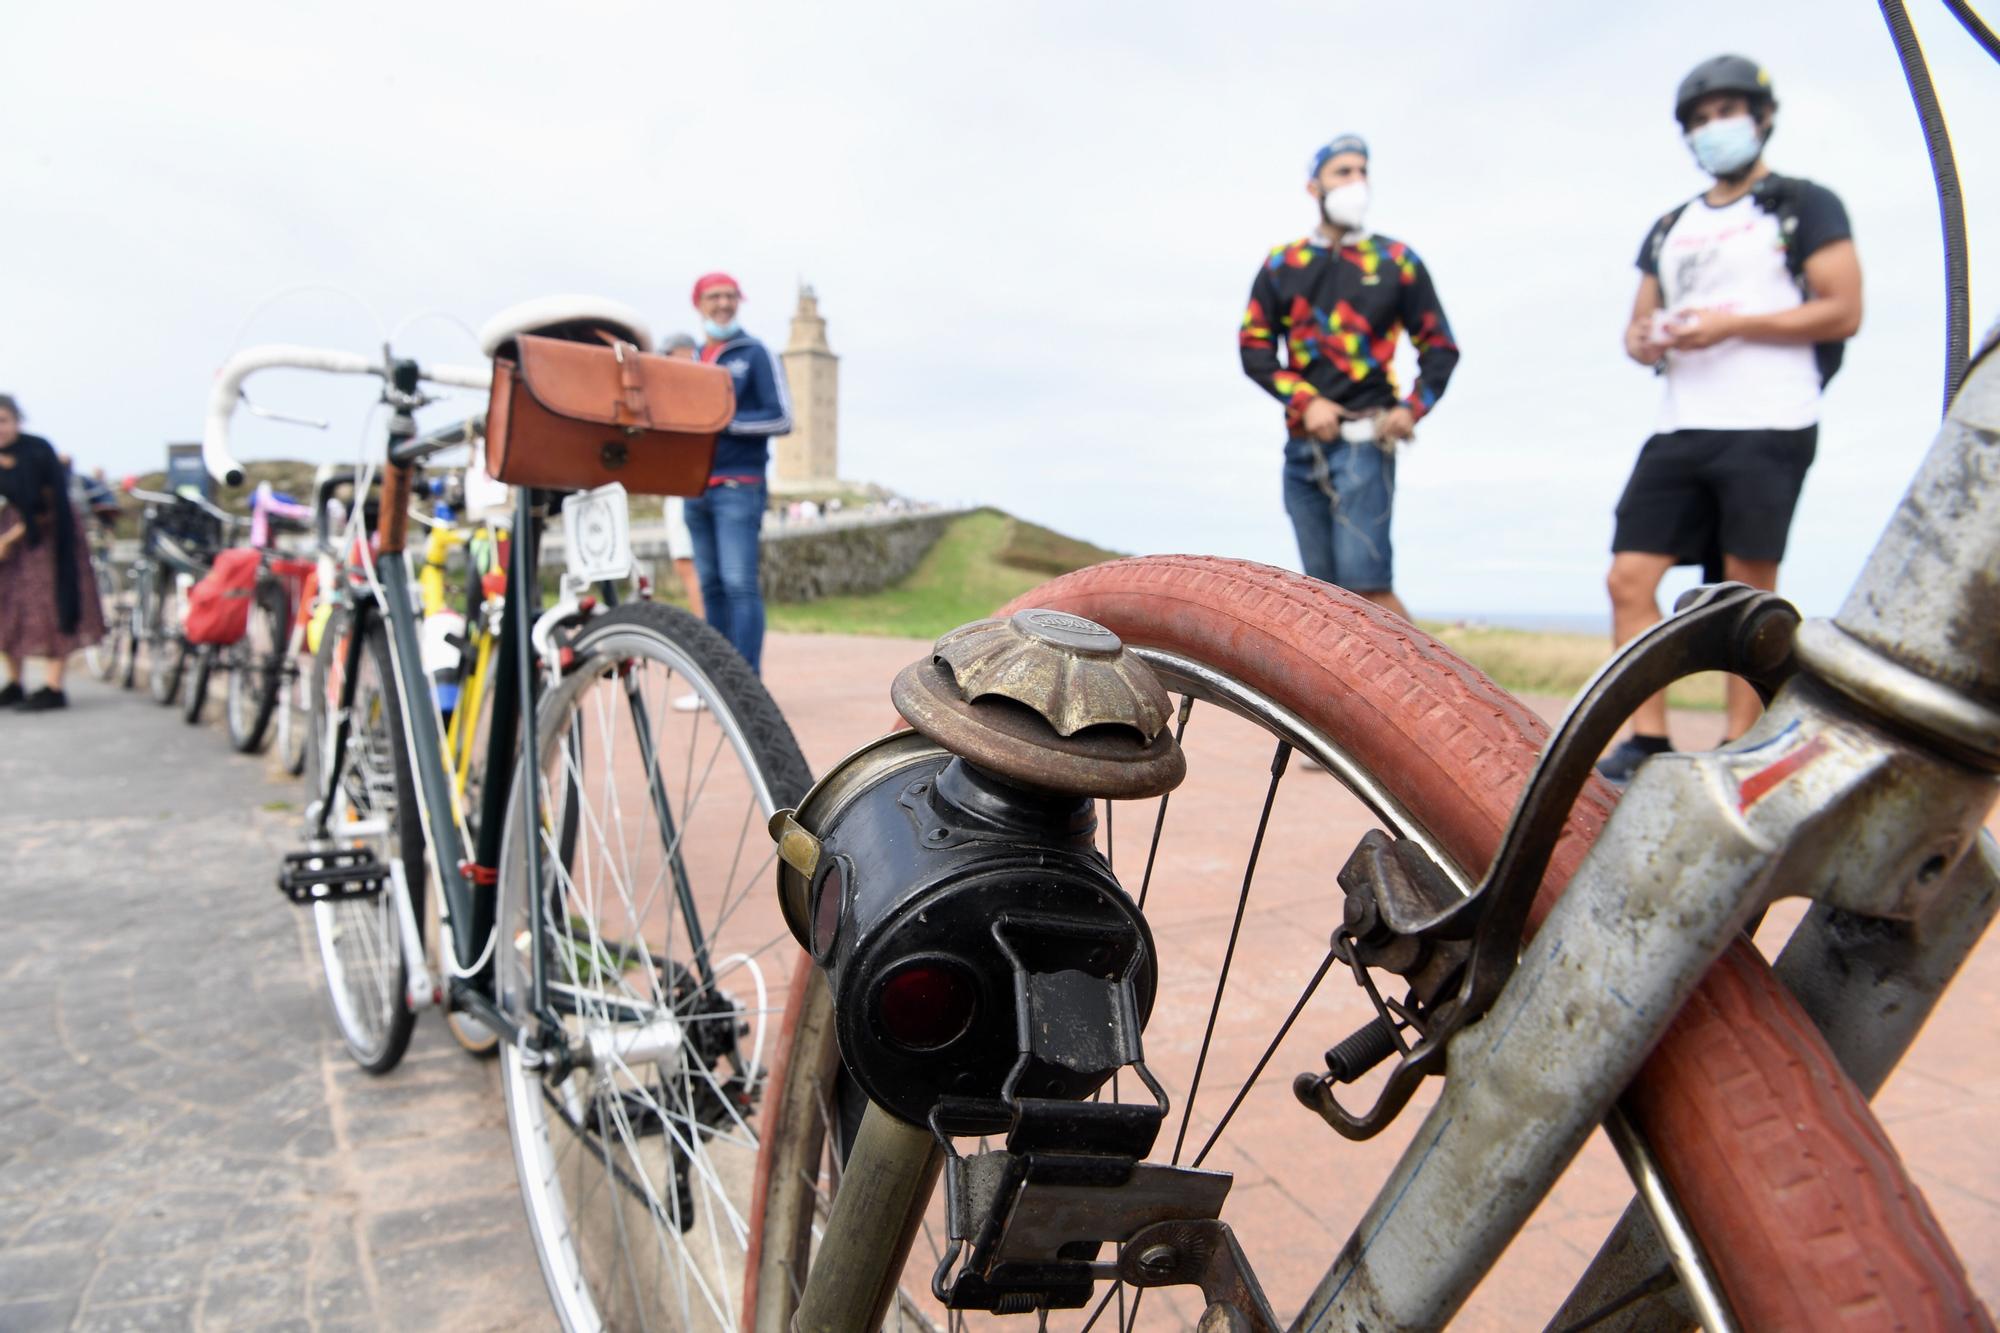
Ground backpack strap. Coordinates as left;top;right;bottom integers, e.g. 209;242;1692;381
1751;174;1845;387
1642;201;1693;277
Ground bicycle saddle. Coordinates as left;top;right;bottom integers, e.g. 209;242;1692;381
477;295;653;358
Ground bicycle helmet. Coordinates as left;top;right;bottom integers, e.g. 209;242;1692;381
1675;55;1776;126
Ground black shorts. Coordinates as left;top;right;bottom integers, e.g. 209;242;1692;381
1611;427;1817;577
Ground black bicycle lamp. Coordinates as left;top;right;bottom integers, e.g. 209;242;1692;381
771;610;1188;1127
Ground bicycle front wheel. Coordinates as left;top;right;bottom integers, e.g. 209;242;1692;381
496;601;811;1333
180;644;213;725
85;563;119;681
304;609;421;1074
745;555;1984;1332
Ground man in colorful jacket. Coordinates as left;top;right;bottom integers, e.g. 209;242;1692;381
1240;134;1459;619
677;273;792;704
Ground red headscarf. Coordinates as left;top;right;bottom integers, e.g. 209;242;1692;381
691;272;742;306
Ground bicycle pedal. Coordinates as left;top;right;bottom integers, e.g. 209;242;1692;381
277;848;389;905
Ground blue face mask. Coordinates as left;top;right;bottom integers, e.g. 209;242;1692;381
1686;115;1763;177
702;319;741;341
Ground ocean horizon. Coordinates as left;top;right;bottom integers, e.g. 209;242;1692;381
1424;610;1612;637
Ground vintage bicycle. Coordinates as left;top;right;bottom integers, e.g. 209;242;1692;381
202;299;813;1332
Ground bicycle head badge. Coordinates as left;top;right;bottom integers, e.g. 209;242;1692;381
771;610;1186;1127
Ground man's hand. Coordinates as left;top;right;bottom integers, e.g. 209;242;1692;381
1625;319;1666;366
0;527;21;563
1377;406;1416;445
1301;396;1347;442
1662;308;1741;352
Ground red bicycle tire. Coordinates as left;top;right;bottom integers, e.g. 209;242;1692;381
997;555;1988;1331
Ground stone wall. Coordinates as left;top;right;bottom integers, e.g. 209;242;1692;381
754;509;963;602
459;506;973;605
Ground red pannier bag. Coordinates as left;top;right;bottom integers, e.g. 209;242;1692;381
185;548;263;646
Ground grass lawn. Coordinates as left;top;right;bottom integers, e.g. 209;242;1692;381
765;509;1120;639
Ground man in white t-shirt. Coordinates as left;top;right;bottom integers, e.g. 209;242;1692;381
1596;55;1863;785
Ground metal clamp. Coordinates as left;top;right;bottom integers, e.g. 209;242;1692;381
1118;1219;1281;1333
1297;582;1802;1139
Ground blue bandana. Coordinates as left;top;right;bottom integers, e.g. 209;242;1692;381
1310;133;1370;180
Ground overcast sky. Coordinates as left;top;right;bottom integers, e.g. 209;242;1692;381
7;0;1997;623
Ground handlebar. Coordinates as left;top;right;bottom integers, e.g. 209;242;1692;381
125;485;236;531
203;344;490;488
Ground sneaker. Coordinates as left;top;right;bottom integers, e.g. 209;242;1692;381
0;682;21;708
1595;736;1671;787
670;692;708;714
18;687;68;713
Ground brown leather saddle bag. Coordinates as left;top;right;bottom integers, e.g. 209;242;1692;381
486;334;735;495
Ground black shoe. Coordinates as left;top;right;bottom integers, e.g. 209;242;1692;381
18;687;68;712
1595;736;1671;787
0;682;21;708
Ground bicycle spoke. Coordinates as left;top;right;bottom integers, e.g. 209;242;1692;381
1191;945;1338;1169
1170;738;1290;1166
1136;694;1195;911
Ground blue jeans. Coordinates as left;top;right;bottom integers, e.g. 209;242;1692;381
1281;435;1396;593
684;479;766;674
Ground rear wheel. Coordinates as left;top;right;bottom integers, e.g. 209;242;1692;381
227;577;290;752
744;556;1985;1331
497;601;811;1333
305;608;421;1075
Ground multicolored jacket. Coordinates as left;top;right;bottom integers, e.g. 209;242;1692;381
1240;233;1460;437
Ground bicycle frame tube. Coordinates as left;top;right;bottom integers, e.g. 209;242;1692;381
1298;346;2000;1331
512;485;551;1023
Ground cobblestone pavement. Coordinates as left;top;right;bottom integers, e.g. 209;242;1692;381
0;677;546;1332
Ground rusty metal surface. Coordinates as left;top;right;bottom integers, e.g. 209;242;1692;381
1797;618;2000;770
892;659;1186;799
1554;830;2000;1333
1292;681;2000;1331
1119;1219;1282;1333
1836;334;2000;705
932;610;1175;740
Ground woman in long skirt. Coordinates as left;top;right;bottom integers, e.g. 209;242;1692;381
0;394;106;711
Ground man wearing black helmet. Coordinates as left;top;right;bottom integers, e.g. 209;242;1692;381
1596;55;1863;785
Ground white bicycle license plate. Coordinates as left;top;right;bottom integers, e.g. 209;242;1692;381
561;482;634;584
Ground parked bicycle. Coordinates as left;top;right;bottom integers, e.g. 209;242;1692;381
205;299;812;1332
120;483;228;708
198;480;319;752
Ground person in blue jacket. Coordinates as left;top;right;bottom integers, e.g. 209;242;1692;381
677;272;791;703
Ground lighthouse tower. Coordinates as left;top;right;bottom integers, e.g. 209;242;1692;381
775;284;839;488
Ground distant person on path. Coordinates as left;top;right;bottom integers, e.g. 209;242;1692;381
0;395;106;711
1240;133;1460;620
657;332;705;617
1595;56;1862;785
678;273;792;707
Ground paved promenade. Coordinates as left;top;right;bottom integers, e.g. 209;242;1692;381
1;631;1993;1330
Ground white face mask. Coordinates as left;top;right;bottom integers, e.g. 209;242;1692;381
1320;180;1370;233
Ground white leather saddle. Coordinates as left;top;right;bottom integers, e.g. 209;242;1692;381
477;295;654;358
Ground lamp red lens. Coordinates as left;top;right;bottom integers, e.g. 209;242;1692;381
876;960;976;1051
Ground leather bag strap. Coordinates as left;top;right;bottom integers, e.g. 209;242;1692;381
599;331;653;429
